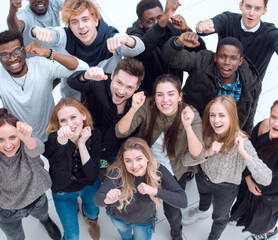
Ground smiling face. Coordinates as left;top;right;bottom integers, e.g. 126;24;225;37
240;0;267;30
57;106;86;140
214;45;243;84
29;0;49;16
69;9;98;46
0;39;27;77
139;6;163;31
123;149;149;177
155;82;182;117
0;124;20;157
269;105;278;139
110;70;139;106
209;102;231;137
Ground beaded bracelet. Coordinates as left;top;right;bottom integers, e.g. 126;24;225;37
49;50;56;61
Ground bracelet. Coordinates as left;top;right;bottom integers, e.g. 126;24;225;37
47;49;53;59
173;36;184;47
49;49;56;61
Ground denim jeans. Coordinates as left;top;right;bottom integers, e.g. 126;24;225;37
196;169;239;240
0;194;49;240
110;214;154;240
52;177;101;240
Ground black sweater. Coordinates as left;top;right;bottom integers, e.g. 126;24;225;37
94;164;187;224
43;129;101;193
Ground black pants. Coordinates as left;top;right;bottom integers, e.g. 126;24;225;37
196;169;239;240
163;173;188;234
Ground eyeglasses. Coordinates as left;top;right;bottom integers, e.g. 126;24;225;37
0;46;24;61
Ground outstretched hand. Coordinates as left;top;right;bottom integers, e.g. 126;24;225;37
196;19;215;33
83;67;108;81
131;91;146;111
31;26;52;44
104;188;121;204
176;32;200;48
25;41;50;57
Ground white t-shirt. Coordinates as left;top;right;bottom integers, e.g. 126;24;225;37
151;133;174;175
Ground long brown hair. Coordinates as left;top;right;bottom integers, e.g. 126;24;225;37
108;137;161;210
45;98;93;134
202;95;240;154
146;74;183;158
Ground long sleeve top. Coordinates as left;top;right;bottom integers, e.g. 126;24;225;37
0;137;51;210
115;98;205;180
201;132;272;185
94;164;187;224
43;129;101;193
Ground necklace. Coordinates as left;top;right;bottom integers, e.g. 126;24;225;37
10;73;27;91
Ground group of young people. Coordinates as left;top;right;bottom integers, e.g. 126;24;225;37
0;0;277;240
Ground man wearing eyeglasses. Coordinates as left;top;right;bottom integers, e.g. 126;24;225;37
7;0;65;58
0;30;87;142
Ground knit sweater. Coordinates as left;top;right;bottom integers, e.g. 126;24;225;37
200;132;272;185
0;137;51;210
94;164;187;224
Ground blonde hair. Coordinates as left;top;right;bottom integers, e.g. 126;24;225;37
202;95;240;154
62;0;101;25
108;137;161;210
45;98;93;134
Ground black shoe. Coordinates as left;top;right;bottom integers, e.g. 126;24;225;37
171;225;183;240
40;217;61;240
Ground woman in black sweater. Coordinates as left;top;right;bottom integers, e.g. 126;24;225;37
44;98;101;240
94;137;187;240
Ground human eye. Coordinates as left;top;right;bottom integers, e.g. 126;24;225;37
219;114;226;118
125;159;131;163
209;113;215;117
83;17;89;22
0;138;3;142
71;115;76;120
0;53;10;61
10;135;17;140
59;119;66;123
146;19;154;25
117;80;122;85
70;20;77;25
255;7;262;11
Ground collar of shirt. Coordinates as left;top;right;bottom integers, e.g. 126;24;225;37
241;18;260;32
215;68;240;89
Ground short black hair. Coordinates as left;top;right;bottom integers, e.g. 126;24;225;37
216;37;243;56
136;0;163;20
0;30;24;48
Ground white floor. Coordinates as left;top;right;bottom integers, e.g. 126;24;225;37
0;0;278;239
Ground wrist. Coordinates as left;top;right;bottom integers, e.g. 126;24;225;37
174;36;184;47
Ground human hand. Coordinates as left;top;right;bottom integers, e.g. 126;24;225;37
25;41;50;57
131;91;146;111
57;126;74;145
164;0;181;19
107;35;129;53
205;141;223;157
10;0;22;10
104;188;121;204
245;176;262;196
175;32;200;48
196;19;215;33
235;136;249;159
137;182;158;196
170;14;190;32
77;126;91;146
16;121;32;141
83;67;108;81
181;106;194;128
31;26;52;43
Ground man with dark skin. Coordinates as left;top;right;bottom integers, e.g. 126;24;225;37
162;32;261;135
7;0;64;57
126;0;206;95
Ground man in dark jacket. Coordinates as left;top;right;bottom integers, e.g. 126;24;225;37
162;33;261;134
126;0;206;94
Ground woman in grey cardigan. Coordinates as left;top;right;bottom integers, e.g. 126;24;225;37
0;108;60;240
182;96;272;240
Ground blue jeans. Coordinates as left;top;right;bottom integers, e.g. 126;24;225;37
0;194;49;240
52;178;101;240
110;214;154;240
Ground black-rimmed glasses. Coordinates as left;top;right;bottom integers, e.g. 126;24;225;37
0;46;24;61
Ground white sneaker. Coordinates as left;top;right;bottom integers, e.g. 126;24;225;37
246;233;267;240
182;206;210;225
